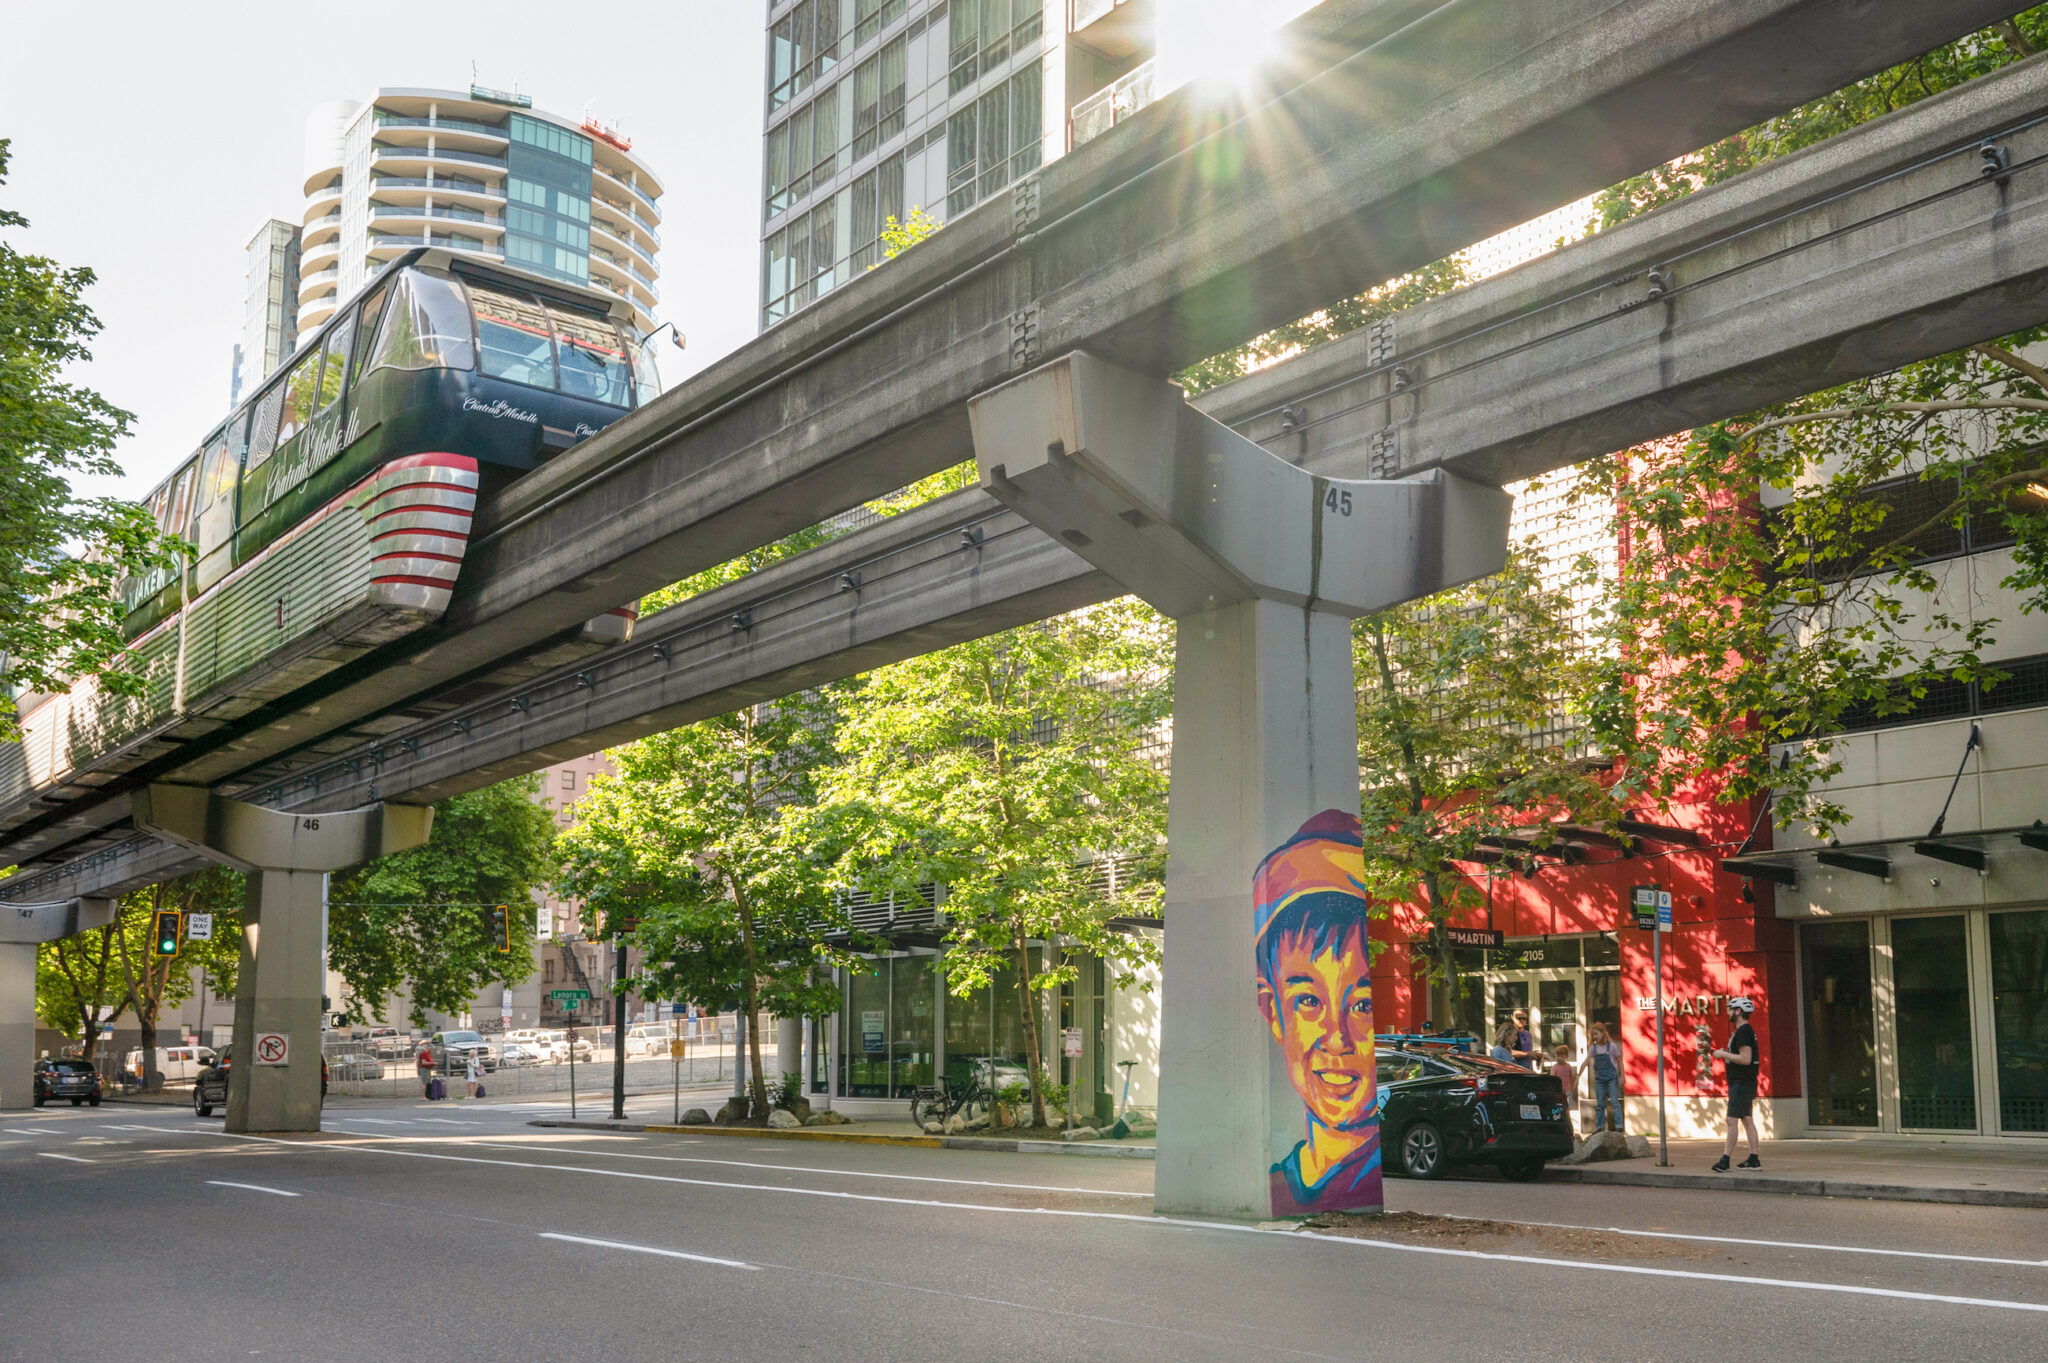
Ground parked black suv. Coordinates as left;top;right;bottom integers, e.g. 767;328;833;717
1377;1045;1574;1181
33;1059;102;1107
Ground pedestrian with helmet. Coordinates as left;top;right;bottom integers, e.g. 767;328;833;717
1710;996;1762;1172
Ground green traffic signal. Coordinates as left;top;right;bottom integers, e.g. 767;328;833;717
152;910;182;957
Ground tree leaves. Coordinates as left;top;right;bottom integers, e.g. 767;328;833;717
0;139;179;738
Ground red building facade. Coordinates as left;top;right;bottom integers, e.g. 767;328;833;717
1367;782;1803;1135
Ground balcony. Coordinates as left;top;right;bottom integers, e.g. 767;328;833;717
371;143;506;171
593;161;661;223
373;112;507;140
1071;58;1156;148
370;201;505;229
592;192;660;249
367;233;506;258
369;175;507;201
590;217;658;275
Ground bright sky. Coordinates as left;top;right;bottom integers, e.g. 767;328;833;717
0;1;765;503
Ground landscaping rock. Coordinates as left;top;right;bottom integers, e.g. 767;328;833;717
922;1120;944;1134
1060;1126;1100;1142
785;1097;814;1124
713;1096;750;1126
1558;1130;1644;1165
767;1108;802;1129
678;1107;713;1126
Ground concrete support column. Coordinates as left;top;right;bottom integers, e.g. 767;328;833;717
1155;599;1363;1213
133;785;431;1133
971;353;1510;1218
0;898;117;1110
776;1017;802;1087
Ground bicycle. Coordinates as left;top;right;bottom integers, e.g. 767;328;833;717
908;1070;996;1129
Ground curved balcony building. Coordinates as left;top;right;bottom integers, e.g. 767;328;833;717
242;86;664;393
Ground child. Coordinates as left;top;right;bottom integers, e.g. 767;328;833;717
1549;1043;1578;1135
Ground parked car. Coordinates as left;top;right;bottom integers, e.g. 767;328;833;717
360;1026;410;1059
33;1058;102;1107
1376;1044;1574;1181
494;1042;543;1068
624;1022;676;1056
425;1030;497;1074
325;1050;384;1081
123;1045;219;1086
533;1029;594;1062
193;1047;327;1117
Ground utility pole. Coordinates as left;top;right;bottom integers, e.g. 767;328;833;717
610;923;627;1121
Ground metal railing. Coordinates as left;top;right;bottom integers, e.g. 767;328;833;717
373;113;507;139
372;143;505;169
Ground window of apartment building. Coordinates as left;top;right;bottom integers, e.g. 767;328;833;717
849;155;906;271
1833;651;2048;734
947;61;1043;216
950;0;1043;93
562;770;576;790
852;36;908;160
544;958;556;984
856;0;907;48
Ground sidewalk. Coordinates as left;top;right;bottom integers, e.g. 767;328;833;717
1544;1135;2048;1208
529;1113;1160;1159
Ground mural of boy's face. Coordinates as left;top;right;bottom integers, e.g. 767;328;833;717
1259;919;1375;1131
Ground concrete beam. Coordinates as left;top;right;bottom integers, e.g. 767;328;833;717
31;0;2003;821
1213;51;2048;484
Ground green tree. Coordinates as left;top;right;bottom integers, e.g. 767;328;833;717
37;925;125;1062
1355;545;1623;993
1573;332;2048;838
0;139;178;739
112;868;242;1086
556;691;869;1119
824;601;1172;1128
326;777;556;1027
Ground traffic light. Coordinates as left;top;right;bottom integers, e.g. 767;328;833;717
489;904;511;952
152;910;182;957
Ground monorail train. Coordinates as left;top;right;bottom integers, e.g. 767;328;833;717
0;249;657;833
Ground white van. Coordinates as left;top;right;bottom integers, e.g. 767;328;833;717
124;1044;219;1085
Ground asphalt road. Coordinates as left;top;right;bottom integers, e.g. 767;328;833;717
4;1097;2045;1362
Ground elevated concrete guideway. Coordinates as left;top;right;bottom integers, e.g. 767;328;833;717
0;0;2008;882
11;44;2048;901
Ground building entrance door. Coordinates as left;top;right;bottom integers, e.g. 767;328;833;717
1489;970;1583;1068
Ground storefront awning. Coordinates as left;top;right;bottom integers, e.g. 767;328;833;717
1719;820;2048;887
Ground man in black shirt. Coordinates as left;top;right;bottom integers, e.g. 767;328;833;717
1710;996;1762;1172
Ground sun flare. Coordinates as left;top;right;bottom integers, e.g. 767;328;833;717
1155;0;1321;93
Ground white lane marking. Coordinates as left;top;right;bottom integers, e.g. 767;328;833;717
346;1118;408;1125
416;1118;476;1126
205;1133;2048;1317
454;1140;1151;1198
6;1128;63;1136
103;1125;199;1135
37;1152;93;1163
1435;1212;2048;1269
538;1232;758;1270
205;1180;300;1198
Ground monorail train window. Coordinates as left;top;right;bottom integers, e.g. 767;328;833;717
626;325;662;405
315;312;356;410
473;286;558;390
245;382;286;469
201;429;235;505
349;284;391;387
550;308;631;407
364;269;476;374
277;347;323;445
163;463;197;538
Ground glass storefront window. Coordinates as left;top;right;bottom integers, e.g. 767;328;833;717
1989;908;2048;1133
843;965;889;1097
943;971;992;1087
1800;919;1877;1126
1893;915;1976;1130
890;955;936;1095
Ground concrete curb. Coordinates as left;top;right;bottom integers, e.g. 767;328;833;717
528;1118;1158;1158
1542;1164;2048;1209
